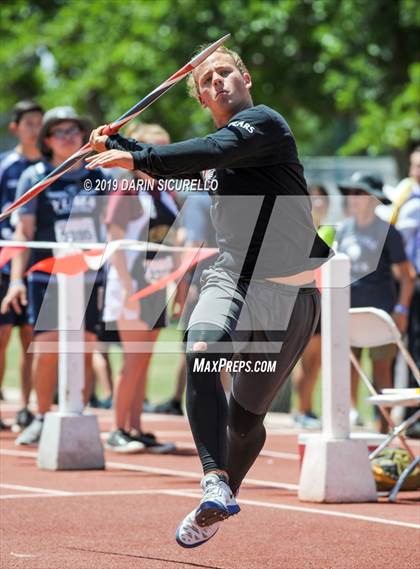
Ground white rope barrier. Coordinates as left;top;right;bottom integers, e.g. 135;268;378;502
0;238;215;254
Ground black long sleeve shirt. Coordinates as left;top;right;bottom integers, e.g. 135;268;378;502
106;104;332;278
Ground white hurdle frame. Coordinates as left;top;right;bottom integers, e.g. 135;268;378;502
298;253;378;503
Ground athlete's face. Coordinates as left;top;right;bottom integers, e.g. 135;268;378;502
45;120;84;162
194;52;252;124
10;111;43;147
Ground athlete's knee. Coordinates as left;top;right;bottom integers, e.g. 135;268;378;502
184;341;208;382
185;323;232;356
228;396;266;439
192;341;208;352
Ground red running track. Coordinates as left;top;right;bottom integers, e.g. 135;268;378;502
1;405;419;569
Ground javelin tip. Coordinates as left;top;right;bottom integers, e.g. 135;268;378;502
189;33;232;69
219;33;231;43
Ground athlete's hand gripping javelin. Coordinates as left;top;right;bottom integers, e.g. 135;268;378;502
86;126;134;170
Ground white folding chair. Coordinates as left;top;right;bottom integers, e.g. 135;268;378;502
348;307;420;463
349;308;420;500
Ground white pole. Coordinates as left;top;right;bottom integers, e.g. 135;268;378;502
321;253;351;439
57;269;85;414
37;248;104;470
298;253;377;502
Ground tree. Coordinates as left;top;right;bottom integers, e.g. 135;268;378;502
1;0;419;158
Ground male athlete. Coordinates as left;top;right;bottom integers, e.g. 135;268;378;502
87;45;332;547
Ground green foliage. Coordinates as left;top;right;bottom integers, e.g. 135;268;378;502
0;0;419;154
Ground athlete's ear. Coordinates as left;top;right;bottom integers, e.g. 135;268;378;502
243;72;252;91
198;93;207;109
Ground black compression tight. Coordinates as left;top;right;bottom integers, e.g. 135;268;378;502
226;395;266;494
185;324;232;475
185;323;267;492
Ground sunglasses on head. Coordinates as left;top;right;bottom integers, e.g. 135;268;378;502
48;125;82;139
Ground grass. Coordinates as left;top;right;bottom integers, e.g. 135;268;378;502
3;326;374;422
3;326;182;404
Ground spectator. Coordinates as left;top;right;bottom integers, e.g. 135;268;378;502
0;101;44;430
392;147;420;437
90;343;114;409
292;184;332;429
89;208;117;410
335;172;414;433
103;122;177;453
1;106;110;445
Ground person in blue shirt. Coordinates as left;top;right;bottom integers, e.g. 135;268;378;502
0;100;44;431
394;147;420;436
336;172;414;432
1;106;111;445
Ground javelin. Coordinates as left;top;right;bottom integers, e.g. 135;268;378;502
0;34;230;223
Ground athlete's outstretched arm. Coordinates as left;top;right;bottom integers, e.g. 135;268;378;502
87;109;287;175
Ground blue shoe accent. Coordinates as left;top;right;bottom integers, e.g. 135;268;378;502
197;499;229;516
227;502;241;515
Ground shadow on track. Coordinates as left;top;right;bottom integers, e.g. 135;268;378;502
68;546;226;569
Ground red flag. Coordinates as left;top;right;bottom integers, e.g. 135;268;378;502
26;253;88;276
0;246;26;269
25;249;104;276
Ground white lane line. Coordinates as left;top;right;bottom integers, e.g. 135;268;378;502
0;449;37;458
11;553;40;558
165;490;420;530
0;483;72;495
260;449;299;460
106;461;299;491
0;488;195;500
0;449;299;491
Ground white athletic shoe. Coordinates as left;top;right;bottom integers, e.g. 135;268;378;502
175;474;240;548
195;473;240;527
15;417;43;446
176;509;221;548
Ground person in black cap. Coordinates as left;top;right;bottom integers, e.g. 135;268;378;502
335;172;415;432
1;106;112;446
